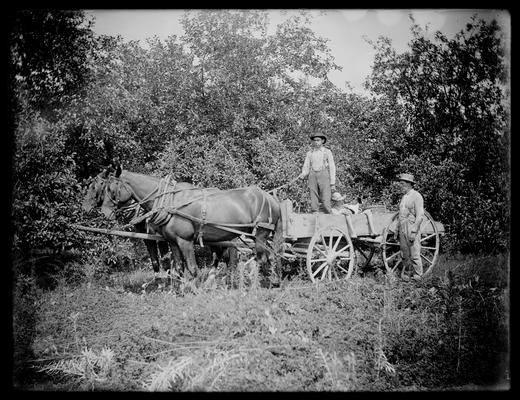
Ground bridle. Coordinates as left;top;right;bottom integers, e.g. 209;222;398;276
104;176;161;208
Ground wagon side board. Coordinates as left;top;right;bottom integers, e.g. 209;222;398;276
280;200;444;241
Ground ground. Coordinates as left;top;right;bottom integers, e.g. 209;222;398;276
12;253;510;391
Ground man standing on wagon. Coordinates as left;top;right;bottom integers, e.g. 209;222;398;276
298;131;337;214
396;173;425;280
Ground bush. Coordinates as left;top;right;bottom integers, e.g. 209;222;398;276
12;273;40;387
12;109;84;254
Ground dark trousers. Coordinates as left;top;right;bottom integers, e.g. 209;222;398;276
308;170;332;213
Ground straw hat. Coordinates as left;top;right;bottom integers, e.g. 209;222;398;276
331;192;345;201
397;173;416;184
309;134;327;144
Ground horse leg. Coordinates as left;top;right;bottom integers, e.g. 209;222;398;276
168;242;183;272
255;227;282;287
143;239;161;273
175;237;199;280
142;239;161;290
255;229;271;282
157;240;172;272
228;246;238;267
211;246;224;268
225;246;239;286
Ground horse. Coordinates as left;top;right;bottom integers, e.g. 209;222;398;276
82;168;239;278
100;164;282;282
82;168;180;274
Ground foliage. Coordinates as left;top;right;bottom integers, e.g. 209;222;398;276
153;10;345;194
12;103;85;254
20;254;509;391
10;11;510;391
10;10;510;268
9;9;96;116
365;15;510;253
12;273;40;386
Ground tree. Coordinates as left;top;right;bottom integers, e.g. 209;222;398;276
154;10;345;194
9;9;96;116
365;15;510;253
10;10;96;255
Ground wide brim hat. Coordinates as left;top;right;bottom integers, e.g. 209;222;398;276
331;192;345;201
310;134;327;144
397;173;416;184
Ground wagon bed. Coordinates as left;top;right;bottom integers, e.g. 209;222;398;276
279;199;445;282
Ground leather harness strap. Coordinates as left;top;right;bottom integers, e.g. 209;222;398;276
110;177;277;237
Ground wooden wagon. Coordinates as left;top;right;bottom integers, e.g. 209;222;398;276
73;197;445;282
278;199;445;282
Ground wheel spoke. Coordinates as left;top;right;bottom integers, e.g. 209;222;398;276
310;257;328;263
328;234;333;249
384;241;400;247
386;250;401;262
332;235;342;252
312;261;328;278
336;264;351;275
320;264;329;280
420;253;433;266
421;245;437;250
314;246;328;258
336;243;352;254
421;233;436;242
390;259;402;272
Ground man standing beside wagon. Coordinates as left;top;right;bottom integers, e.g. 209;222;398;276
396;173;425;280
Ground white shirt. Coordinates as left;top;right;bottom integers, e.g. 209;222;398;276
399;188;424;224
301;146;336;185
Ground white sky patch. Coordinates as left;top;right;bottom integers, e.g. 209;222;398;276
340;10;368;22
376;10;404;27
86;9;510;96
411;10;447;33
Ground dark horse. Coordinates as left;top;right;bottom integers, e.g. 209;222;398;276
82;168;239;277
100;164;282;280
82;168;182;274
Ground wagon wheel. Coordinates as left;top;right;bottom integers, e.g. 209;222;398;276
381;211;441;279
306;226;356;283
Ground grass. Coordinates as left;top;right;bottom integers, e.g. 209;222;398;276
12;252;510;391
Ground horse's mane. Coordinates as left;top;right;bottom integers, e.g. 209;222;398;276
122;170;162;180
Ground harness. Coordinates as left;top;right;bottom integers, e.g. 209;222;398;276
105;176;277;247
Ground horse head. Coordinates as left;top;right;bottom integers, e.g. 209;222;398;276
100;168;135;220
82;169;111;213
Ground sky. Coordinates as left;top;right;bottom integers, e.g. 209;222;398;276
86;9;510;95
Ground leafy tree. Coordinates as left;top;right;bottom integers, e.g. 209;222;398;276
10;10;95;256
9;9;96;116
12;100;83;254
365;15;510;253
154;10;345;196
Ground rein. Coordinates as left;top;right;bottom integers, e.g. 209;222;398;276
267;176;300;195
105;176;276;238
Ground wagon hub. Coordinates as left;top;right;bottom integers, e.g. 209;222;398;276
326;253;338;265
